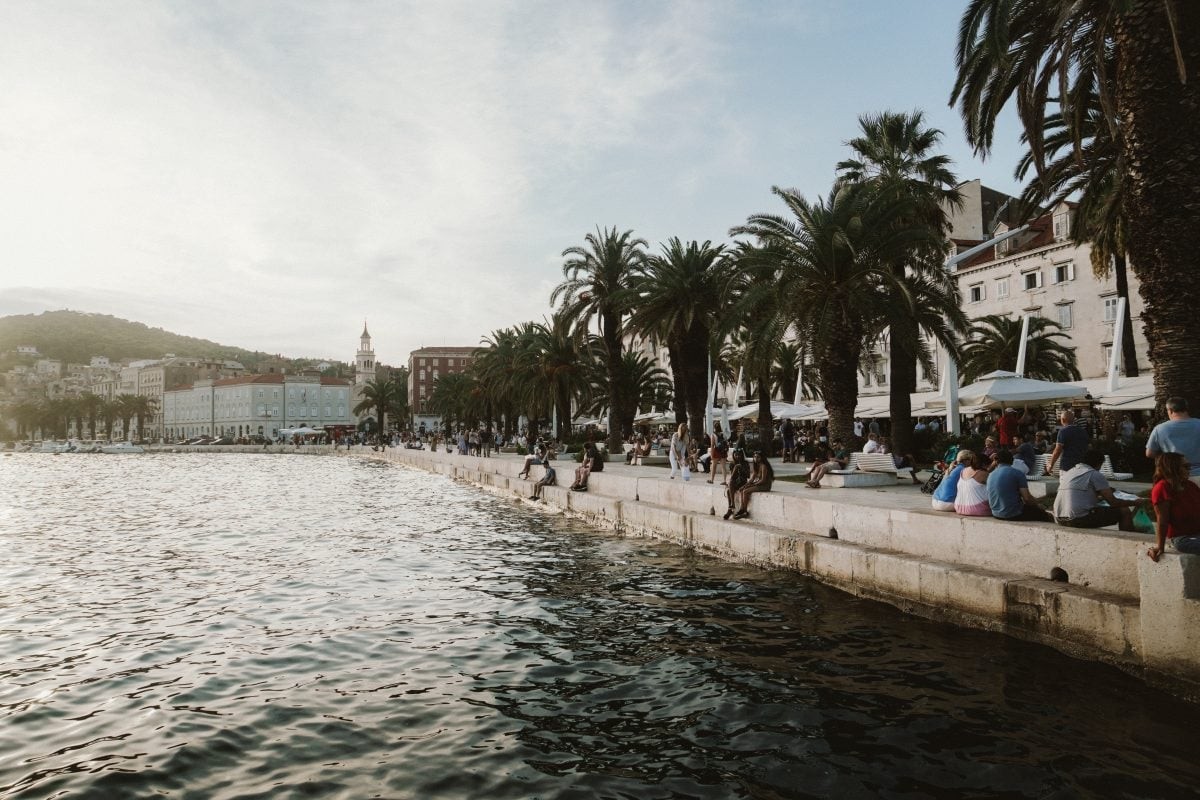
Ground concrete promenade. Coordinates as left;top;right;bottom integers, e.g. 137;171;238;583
343;444;1200;697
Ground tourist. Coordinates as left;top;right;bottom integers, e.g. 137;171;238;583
953;451;992;517
1033;430;1050;455
1147;452;1200;561
708;430;729;485
868;418;881;438
723;450;750;519
517;440;548;479
997;407;1020;447
880;437;921;484
1045;408;1089;475
1054;450;1144;531
1146;397;1200;484
982;436;998;460
626;436;651;465
1013;434;1037;475
732;451;774;520
571;442;600;491
1119;413;1136;444
862;433;882;454
806;440;849;489
669;423;691;481
932;451;971;512
529;459;557;501
988;450;1052;522
853;419;864;438
781;418;796;463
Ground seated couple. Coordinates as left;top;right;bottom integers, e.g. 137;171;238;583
569;443;604;491
723;450;774;520
932;449;1051;522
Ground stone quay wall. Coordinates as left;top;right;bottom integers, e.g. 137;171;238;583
347;445;1200;696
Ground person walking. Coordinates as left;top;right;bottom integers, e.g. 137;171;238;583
1146;397;1200;485
708;431;729;485
1045;408;1089;475
669;423;691;481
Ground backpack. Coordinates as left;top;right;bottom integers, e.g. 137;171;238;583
715;437;729;456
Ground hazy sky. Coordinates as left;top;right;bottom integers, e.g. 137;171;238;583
0;0;1024;365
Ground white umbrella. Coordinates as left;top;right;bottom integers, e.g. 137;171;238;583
953;370;1087;407
726;401;818;421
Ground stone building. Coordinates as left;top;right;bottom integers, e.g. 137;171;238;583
407;346;478;431
162;374;354;440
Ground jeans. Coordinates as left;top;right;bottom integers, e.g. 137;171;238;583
1170;535;1200;555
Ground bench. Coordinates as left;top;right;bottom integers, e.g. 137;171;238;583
824;453;894;488
1101;455;1134;482
632;453;668;466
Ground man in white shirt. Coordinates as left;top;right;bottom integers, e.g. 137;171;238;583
1053;450;1144;530
863;433;882;454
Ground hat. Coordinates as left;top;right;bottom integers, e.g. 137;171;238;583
1004;407;1016;413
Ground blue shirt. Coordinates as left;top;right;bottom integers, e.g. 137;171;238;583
933;463;965;503
1147;417;1200;476
987;465;1029;519
1055;423;1089;472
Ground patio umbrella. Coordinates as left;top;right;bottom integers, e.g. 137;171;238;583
952;370;1087;407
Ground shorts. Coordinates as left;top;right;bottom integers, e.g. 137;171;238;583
1056;506;1122;528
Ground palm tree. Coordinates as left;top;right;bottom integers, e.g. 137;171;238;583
99;399;118;440
521;312;594;441
551;226;648;453
731;182;946;445
951;0;1200;408
388;367;411;430
114;395;139;441
627;238;730;440
121;395;157;441
959;315;1081;384
353;378;397;436
578;351;672;430
836;109;964;455
428;372;476;432
1013;100;1140;377
79;393;103;439
473;327;524;438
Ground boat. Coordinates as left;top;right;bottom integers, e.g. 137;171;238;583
38;441;76;453
100;442;145;454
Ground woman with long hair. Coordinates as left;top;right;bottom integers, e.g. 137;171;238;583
723;449;750;520
953;450;991;517
1147;452;1200;561
732;451;775;520
669;423;691;481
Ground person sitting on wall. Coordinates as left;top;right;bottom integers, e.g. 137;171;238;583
723;450;750;520
953;451;992;517
1147;452;1200;561
988;449;1052;522
626;436;652;465
932;451;972;512
806;440;849;488
1013;433;1038;475
571;442;600;491
529;459;557;501
518;441;549;479
880;436;921;484
1053;449;1145;531
732;451;775;520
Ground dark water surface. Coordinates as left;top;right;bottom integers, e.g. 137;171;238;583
1;453;1197;800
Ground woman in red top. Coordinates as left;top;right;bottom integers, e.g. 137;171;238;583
1148;452;1200;561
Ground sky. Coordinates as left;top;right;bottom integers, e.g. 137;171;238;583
0;0;1025;365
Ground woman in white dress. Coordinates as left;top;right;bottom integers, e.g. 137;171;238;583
669;423;691;481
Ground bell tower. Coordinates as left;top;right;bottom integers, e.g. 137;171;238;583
355;321;376;386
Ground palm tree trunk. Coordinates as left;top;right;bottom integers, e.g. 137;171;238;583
756;376;772;456
820;336;862;446
888;323;918;456
1116;2;1200;409
1114;253;1140;378
681;327;710;441
601;310;625;453
667;341;688;428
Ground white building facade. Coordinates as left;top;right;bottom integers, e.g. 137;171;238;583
163;374;354;440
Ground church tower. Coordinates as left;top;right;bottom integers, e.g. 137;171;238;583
355;321;376;386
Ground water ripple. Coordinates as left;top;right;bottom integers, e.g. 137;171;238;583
1;453;1198;799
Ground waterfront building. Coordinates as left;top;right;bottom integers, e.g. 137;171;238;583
407;346;477;431
355;323;376;386
162;374;354;440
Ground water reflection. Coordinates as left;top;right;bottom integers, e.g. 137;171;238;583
0;453;1196;799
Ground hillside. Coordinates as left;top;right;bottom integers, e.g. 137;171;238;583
0;310;299;369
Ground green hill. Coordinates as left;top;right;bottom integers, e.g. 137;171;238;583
0;310;306;370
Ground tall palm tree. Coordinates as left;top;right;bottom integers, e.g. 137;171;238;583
959;314;1081;384
522;312;594;441
731;182;946;445
627;238;730;440
1013;101;1140;377
122;395;157;441
473;327;524;438
551;226;648;453
353;378;396;436
428;372;476;432
79;393;103;439
836;109;963;455
579;351;672;430
951;0;1200;408
388;367;411;430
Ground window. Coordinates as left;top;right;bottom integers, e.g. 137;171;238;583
433;370;439;380
1053;262;1075;284
969;283;985;303
1053;212;1070;241
1057;303;1073;329
419;358;426;366
419;386;426;398
419;369;425;380
337;405;345;417
325;405;331;416
1022;270;1042;290
995;278;1009;299
1103;296;1121;322
997;236;1011;255
433;358;440;366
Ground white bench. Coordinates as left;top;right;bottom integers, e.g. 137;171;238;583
1101;455;1134;482
633;453;669;466
823;452;895;488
